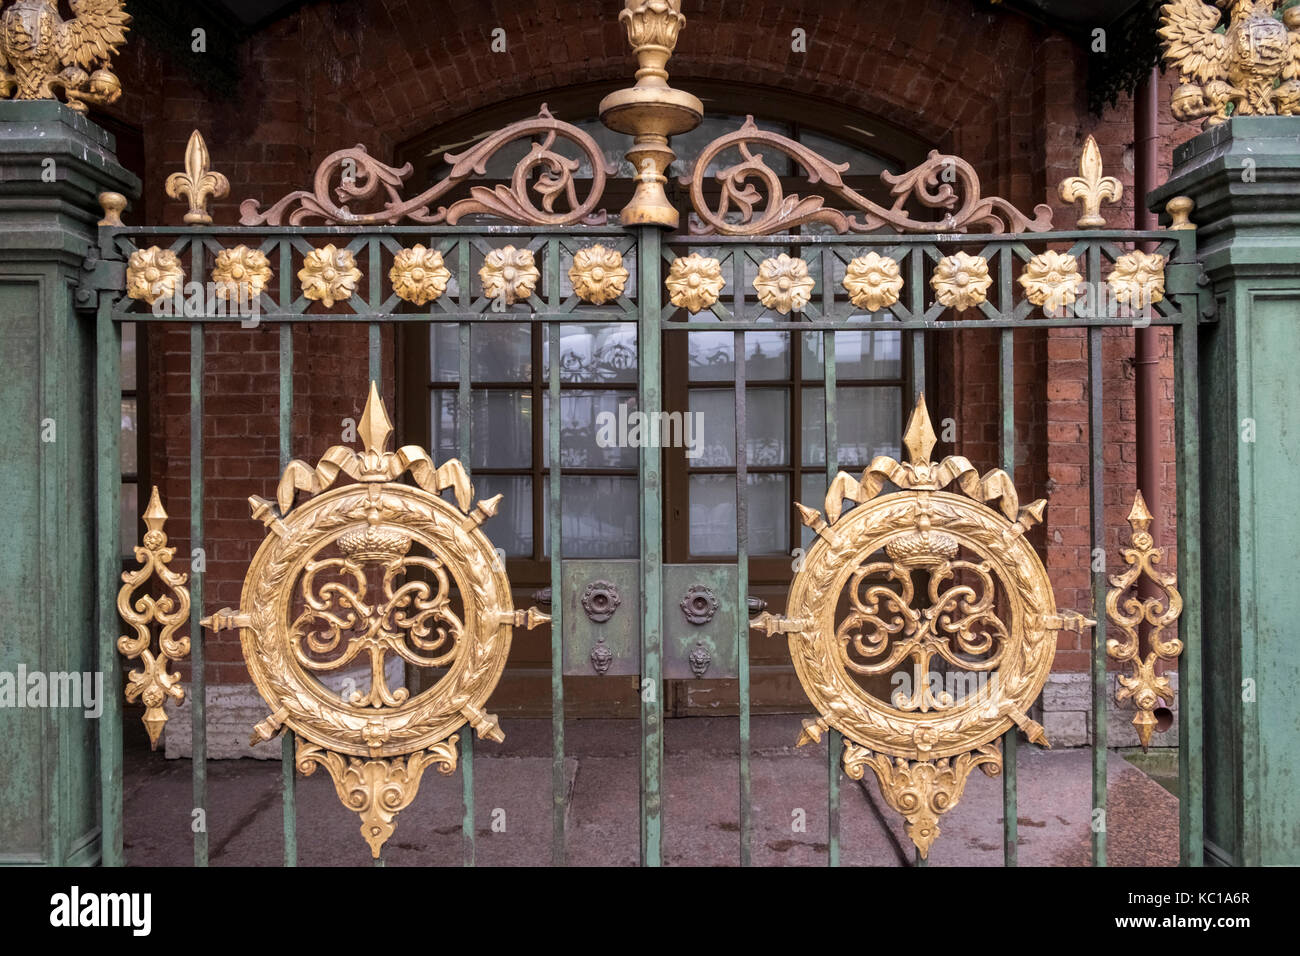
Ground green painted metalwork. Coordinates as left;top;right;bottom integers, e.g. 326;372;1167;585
456;317;475;868
638;226;664;866
277;318;298;868
1087;321;1109;868
548;320;566;866
190;323;208;867
662;565;739;679
823;317;841;869
999;326;1019;868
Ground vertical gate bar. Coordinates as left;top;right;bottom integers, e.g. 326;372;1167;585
185;239;211;868
277;320;298;867
369;321;382;385
457;317;475;867
638;226;664;866
1087;322;1108;867
96;301;123;867
1174;304;1204;865
735;327;751;866
823;325;841;868
548;321;566;866
1000;327;1018;867
190;322;209;867
548;239;567;866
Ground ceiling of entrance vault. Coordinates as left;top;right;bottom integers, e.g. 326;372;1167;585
207;0;1149;35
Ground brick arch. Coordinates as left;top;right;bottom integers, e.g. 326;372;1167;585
290;0;1059;197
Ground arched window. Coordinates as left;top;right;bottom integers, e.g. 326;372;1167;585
397;83;928;587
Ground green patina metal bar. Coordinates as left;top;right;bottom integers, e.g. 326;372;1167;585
547;241;567;867
189;241;210;869
1174;269;1204;866
96;301;123;867
548;320;566;866
1000;326;1018;868
824;315;841;869
190;321;209;869
458;317;475;868
734;326;751;867
278;291;299;868
1087;319;1108;868
639;226;664;866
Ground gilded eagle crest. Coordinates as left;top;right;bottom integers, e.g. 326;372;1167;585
0;0;130;111
1159;1;1300;125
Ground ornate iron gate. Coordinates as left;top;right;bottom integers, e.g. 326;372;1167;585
73;0;1209;867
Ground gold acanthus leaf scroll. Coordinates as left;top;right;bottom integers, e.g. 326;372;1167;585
1159;1;1300;126
274;381;474;514
116;486;191;749
844;742;1003;859
822;393;1046;529
297;738;458;859
239;104;615;227
683;116;1053;236
0;0;130;111
1106;491;1183;750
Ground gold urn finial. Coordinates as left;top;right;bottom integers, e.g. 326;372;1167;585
599;0;703;228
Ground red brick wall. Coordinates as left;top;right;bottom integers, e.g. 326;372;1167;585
98;0;1194;682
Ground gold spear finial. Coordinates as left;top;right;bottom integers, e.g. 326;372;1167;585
142;485;169;536
358;381;394;458
902;393;938;467
1127;489;1154;534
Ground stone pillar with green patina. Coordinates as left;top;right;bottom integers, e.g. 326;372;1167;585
0;102;139;865
1151;116;1300;867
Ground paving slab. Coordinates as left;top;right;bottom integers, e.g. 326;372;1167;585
123;716;1178;866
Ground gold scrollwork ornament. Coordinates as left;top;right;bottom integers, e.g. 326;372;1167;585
753;394;1094;857
117;487;191;749
1106;491;1183;751
202;383;549;857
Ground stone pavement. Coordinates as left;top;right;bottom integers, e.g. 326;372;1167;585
123;716;1178;866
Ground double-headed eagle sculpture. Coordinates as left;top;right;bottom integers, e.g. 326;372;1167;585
1160;1;1300;125
0;0;130;111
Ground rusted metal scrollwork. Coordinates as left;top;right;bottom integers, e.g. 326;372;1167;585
202;383;548;858
682;116;1054;236
239;104;615;227
753;394;1093;858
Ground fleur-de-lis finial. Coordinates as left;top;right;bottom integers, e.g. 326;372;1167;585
903;392;938;467
1059;135;1122;229
166;130;230;225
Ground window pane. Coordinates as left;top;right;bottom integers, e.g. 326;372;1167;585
474;475;532;557
120;481;138;558
430;324;531;381
542;390;639;468
121;323;137;390
543;324;637;383
120;398;138;474
802;327;903;380
796;130;893;176
803;386;903;468
800;473;828;551
431;389;531;469
688;330;789;381
688;473;790;556
689;388;789;467
543;476;638;557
